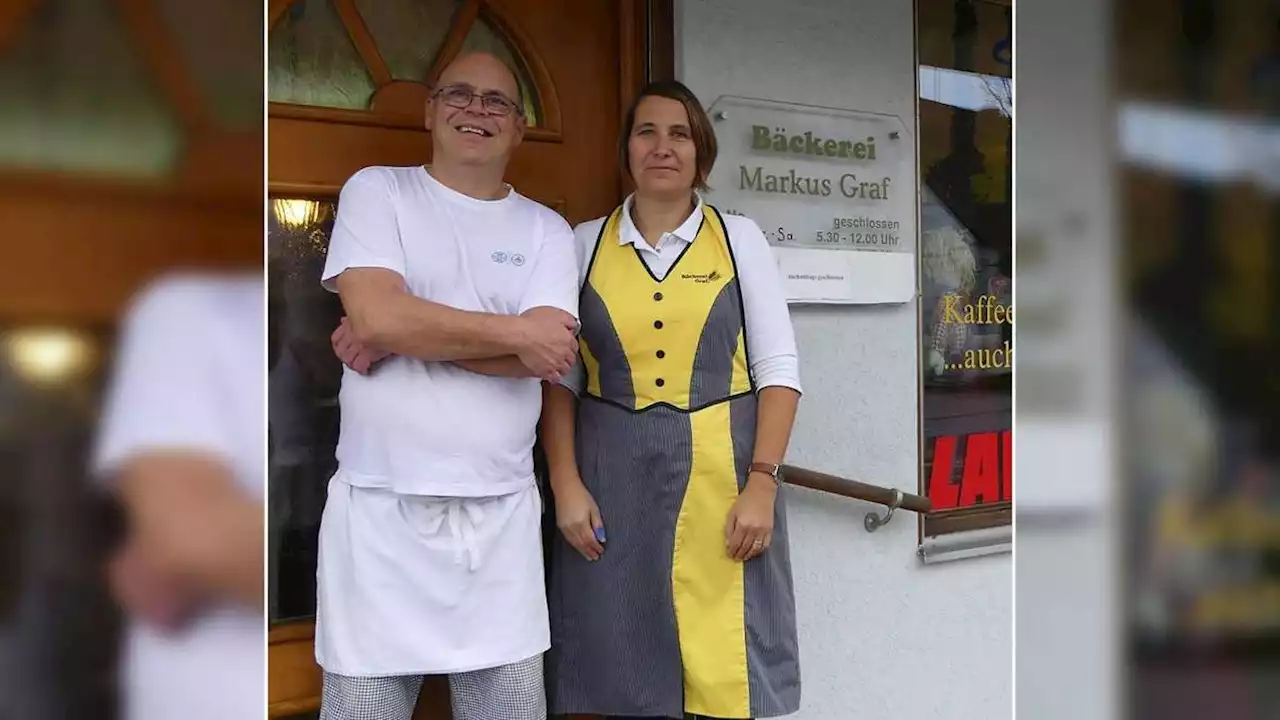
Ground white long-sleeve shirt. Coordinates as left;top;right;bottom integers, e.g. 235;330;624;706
561;194;802;396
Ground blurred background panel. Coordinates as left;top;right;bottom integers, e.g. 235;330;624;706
1016;0;1279;718
0;0;261;717
1;0;261;320
1117;0;1280;716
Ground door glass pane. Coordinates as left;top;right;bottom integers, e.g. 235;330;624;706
460;19;540;125
155;0;264;129
0;0;183;178
267;197;343;624
270;0;541;125
268;0;377;110
354;0;456;83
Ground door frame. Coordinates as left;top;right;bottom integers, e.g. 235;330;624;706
265;2;675;717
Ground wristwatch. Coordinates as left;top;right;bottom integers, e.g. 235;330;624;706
749;462;782;485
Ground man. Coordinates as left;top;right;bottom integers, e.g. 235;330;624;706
94;273;265;720
315;51;579;720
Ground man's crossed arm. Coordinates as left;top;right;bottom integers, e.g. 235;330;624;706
335;267;577;381
112;451;263;627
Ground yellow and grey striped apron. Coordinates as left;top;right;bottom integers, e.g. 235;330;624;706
547;205;800;719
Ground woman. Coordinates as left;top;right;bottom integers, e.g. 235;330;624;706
542;80;802;720
329;80;803;720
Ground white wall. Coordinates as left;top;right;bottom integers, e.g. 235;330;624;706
676;1;1012;718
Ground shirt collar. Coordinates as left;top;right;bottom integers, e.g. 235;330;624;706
618;193;705;247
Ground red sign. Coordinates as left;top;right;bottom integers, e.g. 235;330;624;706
927;431;1012;510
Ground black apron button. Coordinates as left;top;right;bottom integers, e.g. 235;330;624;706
656;350;665;359
654;320;663;329
656;378;665;387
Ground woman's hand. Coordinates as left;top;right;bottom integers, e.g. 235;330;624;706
726;477;776;562
554;478;605;561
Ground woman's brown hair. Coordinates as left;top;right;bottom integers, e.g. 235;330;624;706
619;80;718;192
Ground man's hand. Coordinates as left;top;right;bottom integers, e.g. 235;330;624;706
554;477;605;561
515;307;579;384
109;541;197;632
332;316;390;374
725;477;777;562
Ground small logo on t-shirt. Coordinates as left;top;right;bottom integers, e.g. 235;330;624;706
491;251;508;264
680;269;722;284
511;253;526;267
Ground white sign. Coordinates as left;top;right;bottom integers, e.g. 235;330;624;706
702;96;915;304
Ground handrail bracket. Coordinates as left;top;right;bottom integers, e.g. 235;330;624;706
864;489;903;533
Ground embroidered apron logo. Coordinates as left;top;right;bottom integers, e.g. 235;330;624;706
680;269;721;284
491;251;508;264
511;253;526;266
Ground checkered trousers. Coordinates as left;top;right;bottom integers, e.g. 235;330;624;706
319;653;546;720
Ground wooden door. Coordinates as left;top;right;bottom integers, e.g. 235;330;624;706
266;1;656;717
268;0;644;220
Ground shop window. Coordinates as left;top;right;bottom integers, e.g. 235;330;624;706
917;0;1012;536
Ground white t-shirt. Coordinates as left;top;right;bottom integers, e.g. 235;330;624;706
92;274;264;720
321;165;579;497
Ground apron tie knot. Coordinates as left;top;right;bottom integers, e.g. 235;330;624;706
416;497;488;571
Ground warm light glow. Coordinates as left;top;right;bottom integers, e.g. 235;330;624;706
273;198;324;230
4;328;96;384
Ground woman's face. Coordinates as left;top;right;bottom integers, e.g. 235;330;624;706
627;95;698;198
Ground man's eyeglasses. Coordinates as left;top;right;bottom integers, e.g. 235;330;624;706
432;84;523;117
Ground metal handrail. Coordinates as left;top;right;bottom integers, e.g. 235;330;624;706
780;464;931;532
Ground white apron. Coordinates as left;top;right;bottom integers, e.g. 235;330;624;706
314;473;549;676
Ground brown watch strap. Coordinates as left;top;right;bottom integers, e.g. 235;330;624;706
749;462;781;481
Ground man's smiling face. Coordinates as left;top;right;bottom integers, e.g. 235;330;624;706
426;52;526;168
